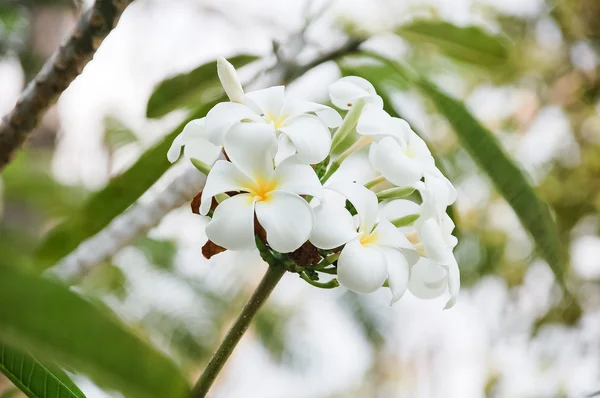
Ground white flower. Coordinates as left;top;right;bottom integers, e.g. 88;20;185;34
329;76;383;110
310;182;419;303
200;122;323;253
357;107;436;187
167;117;222;167
204;59;342;164
217;57;245;104
380;197;460;309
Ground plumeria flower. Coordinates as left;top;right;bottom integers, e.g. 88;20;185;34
167;117;222;167
357;107;436;187
309;182;419;304
203;58;342;165
380;197;460;309
200;121;323;253
329;76;383;110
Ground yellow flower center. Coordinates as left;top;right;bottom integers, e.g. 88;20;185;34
265;113;287;129
359;231;378;247
248;178;278;202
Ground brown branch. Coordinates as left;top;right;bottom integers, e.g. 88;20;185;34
0;0;135;171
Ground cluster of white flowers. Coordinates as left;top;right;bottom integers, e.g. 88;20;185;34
168;58;459;308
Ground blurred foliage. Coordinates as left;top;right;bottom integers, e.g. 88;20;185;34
0;344;86;398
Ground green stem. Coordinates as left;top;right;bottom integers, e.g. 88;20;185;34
299;272;339;289
191;265;286;397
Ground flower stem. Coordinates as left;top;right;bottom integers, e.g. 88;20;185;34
300;272;339;289
191;264;286;397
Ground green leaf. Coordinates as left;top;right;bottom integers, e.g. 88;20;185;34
0;343;86;398
103;117;138;153
0;267;190;398
146;54;258;118
396;20;511;67
134;237;177;270
35;101;218;268
414;77;566;283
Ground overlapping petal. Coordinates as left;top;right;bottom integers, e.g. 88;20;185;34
337;239;387;294
372;219;420;265
383;247;410;304
408;258;448;299
309;203;358;250
327;182;378;234
205;193;256;251
205;102;261;145
223;122;277;180
283;100;342;128
255;191;314;253
329;76;382;110
370;137;424;187
272;156;324;199
278;115;331;164
245;86;285;120
199;160;253;215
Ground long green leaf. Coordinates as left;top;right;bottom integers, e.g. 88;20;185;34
0;343;86;398
35;101;218;268
0;267;189;398
396;20;511;67
146;54;258;118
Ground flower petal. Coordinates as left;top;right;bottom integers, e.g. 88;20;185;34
283;100;342;127
372;219;420;265
309;203;358;250
179;118;222;165
356;106;396;139
205;193;256;251
370;137;424;187
255;191;314;253
273;156;324;199
337;239;387;294
382;247;410;304
167;131;185;163
328;182;378;233
278;115;331;164
408;258;448;299
223;122;277;181
328;147;378;185
418;218;455;265
200;160;253;215
245;86;285;119
379;199;420;221
205;102;261;145
444;257;460;309
329;76;379;110
217;57;245;103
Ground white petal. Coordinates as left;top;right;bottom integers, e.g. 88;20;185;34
328;182;378;233
309;203;358;250
274;134;296;165
372;219;420;265
379;199;420;221
181;118;221;165
223;122;277;181
167;131;185;163
245;86;285;119
408;258;448;299
205;193;256;251
255;191;314;253
444;258;460;309
371;137;424;186
283;100;342;127
356;106;396;139
273;156;324;199
418;218;455;265
200;160;253;215
337;239;387;294
205;102;261;145
329;76;377;110
217;57;245;103
328;147;377;185
278;115;331;164
382;247;410;304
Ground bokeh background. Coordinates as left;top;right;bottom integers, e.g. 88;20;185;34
1;0;600;397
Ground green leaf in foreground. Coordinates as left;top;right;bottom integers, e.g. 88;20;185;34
0;343;86;398
0;268;189;398
35;101;219;268
415;78;565;282
396;20;511;68
146;54;258;118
